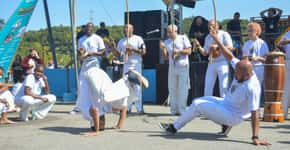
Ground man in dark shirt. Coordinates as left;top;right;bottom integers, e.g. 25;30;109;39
96;22;110;38
227;12;242;58
260;8;283;49
77;25;86;41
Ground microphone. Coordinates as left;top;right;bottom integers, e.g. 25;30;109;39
146;29;160;35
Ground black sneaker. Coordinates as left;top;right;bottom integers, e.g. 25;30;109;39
218;124;232;136
159;123;177;134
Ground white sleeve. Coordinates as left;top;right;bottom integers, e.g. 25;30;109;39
116;40;123;53
138;37;146;49
261;41;269;57
223;32;233;47
230;58;240;69
242;41;250;56
203;35;211;53
39;78;46;88
24;75;34;88
98;37;106;50
183;35;192;48
247;86;261;111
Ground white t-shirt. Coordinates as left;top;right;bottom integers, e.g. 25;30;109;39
23;74;45;95
281;31;290;59
117;35;145;65
222;58;261;119
164;34;192;67
204;30;233;61
78;34;105;53
243;38;269;66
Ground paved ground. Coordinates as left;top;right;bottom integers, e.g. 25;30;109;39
0;104;289;150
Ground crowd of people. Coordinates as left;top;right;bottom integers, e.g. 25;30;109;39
0;7;289;146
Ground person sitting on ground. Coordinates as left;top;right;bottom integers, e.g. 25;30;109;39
0;66;16;124
15;65;56;121
159;26;270;146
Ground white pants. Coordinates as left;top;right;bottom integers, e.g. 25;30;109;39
282;60;290;119
253;65;264;85
18;94;56;121
0;103;8;113
123;63;143;112
204;60;229;98
0;90;16;112
78;67;130;121
168;65;190;114
173;96;243;130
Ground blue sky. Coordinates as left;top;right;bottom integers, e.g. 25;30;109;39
1;0;289;31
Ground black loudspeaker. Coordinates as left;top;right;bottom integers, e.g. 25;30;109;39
143;39;160;69
143;10;167;39
176;0;196;8
124;11;145;37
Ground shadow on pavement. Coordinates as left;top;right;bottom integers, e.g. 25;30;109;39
40;126;90;135
149;131;252;145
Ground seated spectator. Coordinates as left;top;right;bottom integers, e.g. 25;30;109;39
0;67;16;124
21;48;44;74
0;67;17;112
15;65;56;121
47;60;54;69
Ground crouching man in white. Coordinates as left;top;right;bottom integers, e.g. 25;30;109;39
160;29;270;146
17;65;56;121
77;57;149;136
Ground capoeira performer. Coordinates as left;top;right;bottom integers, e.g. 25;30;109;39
0;67;16;124
194;20;233;97
116;24;146;113
160;24;192;115
15;65;56;121
160;28;270;146
70;22;106;114
77;48;149;136
242;22;269;85
278;30;290;119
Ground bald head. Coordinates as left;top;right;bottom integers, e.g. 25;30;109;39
167;24;178;39
235;59;253;82
124;24;134;37
208;19;219;31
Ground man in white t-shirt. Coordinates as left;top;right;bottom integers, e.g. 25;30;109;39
278;30;290;119
160;29;270;146
116;24;146;113
160;24;192;115
194;20;233;98
16;65;56;121
243;22;269;85
71;22;106;114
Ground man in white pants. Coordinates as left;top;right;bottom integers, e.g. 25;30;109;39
194;20;233;97
76;56;149;136
71;22;106;114
160;24;192;115
160;29;270;146
278;30;290;119
16;65;56;121
116;24;146;113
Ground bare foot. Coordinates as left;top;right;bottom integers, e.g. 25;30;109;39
0;119;16;124
81;131;98;137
